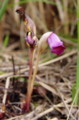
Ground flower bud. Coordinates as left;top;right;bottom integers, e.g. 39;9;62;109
25;32;38;48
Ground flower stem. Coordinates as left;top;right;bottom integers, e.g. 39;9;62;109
22;47;34;112
29;48;40;95
23;47;40;112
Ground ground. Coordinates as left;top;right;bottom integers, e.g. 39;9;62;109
0;46;78;120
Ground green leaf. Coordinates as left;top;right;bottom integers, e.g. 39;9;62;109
3;34;9;47
0;0;9;21
8;0;56;8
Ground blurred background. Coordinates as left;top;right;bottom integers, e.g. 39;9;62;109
0;0;77;49
0;0;77;75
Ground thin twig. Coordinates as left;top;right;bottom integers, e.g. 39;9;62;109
2;77;10;105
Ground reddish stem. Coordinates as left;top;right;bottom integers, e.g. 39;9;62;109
22;48;34;112
29;48;34;80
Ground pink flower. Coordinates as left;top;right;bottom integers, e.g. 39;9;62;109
25;34;35;46
48;33;65;55
25;32;37;48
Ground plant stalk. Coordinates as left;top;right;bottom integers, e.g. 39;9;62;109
29;48;40;97
23;47;40;112
75;0;79;104
23;47;34;112
27;48;40;111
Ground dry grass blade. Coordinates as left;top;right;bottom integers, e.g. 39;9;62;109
62;0;69;34
39;50;77;67
7;104;45;120
32;99;72;120
56;0;64;23
56;87;76;120
36;76;75;120
50;118;58;120
36;76;59;96
2;77;10;105
0;50;77;79
13;0;20;24
20;22;26;49
60;37;76;46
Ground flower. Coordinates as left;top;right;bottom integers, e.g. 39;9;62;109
48;33;65;55
38;32;65;54
25;32;37;48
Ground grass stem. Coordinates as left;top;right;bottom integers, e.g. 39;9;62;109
75;0;79;104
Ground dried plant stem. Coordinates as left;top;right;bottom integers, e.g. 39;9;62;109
1;77;10;116
62;0;69;34
56;0;64;24
2;77;10;105
13;0;20;24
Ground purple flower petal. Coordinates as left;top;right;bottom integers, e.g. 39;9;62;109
48;33;65;55
25;35;34;45
25;34;36;48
